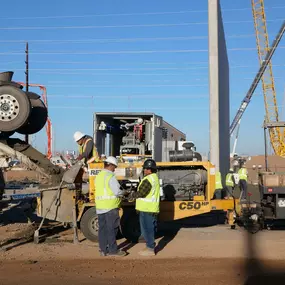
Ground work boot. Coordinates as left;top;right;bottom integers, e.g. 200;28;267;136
138;247;155;256
99;250;108;257
108;250;127;257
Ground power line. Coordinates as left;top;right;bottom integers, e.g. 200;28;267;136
46;78;207;84
1;61;283;69
6;64;285;71
0;18;282;31
9;67;209;71
27;60;209;65
48;106;209;110
2;46;285;55
0;34;257;44
48;94;209;99
0;59;210;65
42;84;208;88
2;6;285;20
46;93;262;99
0;36;208;43
28;71;210;76
0;49;208;55
23;70;283;77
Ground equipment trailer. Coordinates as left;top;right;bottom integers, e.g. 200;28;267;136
36;160;241;243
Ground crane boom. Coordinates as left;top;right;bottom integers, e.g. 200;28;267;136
251;0;285;156
230;20;285;136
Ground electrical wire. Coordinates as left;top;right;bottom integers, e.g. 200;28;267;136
1;6;285;20
38;84;208;88
46;93;262;99
0;34;258;44
9;67;209;71
0;18;283;31
5;64;285;71
2;46;285;55
48;106;209;110
47;94;209;99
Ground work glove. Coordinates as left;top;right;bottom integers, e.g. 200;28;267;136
127;191;137;202
118;190;131;200
121;190;131;196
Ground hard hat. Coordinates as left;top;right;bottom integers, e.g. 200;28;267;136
73;131;85;142
143;159;157;170
104;156;118;167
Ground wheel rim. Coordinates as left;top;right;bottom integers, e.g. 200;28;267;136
0;94;20;122
89;216;99;235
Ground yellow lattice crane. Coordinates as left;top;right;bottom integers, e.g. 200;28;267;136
251;0;285;157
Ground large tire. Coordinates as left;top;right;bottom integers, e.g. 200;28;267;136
80;207;99;242
120;209;141;243
17;97;48;135
0;85;31;132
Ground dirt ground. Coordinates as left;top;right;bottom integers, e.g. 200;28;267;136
1;220;285;285
0;183;285;285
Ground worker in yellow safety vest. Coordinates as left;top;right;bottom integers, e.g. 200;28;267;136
128;158;160;256
73;131;100;191
225;168;235;199
214;170;223;199
238;164;248;201
73;131;99;164
95;156;127;257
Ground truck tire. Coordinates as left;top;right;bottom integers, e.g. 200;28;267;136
0;85;31;132
80;207;99;242
120;209;141;243
17;98;48;135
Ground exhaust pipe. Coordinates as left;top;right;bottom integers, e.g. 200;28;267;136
169;142;202;162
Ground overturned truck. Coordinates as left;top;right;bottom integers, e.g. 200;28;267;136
0;71;64;200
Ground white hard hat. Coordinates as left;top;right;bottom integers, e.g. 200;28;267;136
73;131;85;142
104;156;118;167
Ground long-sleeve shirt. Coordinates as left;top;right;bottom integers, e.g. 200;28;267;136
132;178;152;198
96;169;124;214
77;135;96;164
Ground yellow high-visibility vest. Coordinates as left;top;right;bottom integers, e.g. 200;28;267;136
95;170;121;210
226;173;234;187
238;168;247;181
78;138;99;162
136;173;160;213
215;171;223;189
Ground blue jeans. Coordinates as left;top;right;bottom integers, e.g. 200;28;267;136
239;179;247;199
98;208;120;254
139;211;157;250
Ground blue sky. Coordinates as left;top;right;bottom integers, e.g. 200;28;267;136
0;0;284;157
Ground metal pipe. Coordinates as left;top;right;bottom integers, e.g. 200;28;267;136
25;42;29;144
169;150;202;162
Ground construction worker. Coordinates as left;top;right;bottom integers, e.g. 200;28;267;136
95;156;127;257
73;131;99;165
238;164;248;201
128;159;160;256
225;168;235;198
214;170;223;199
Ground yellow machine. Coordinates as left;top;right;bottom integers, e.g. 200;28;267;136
36;160;240;243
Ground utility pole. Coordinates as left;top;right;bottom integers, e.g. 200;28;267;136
25;42;29;144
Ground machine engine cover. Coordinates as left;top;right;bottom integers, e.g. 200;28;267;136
158;169;207;200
